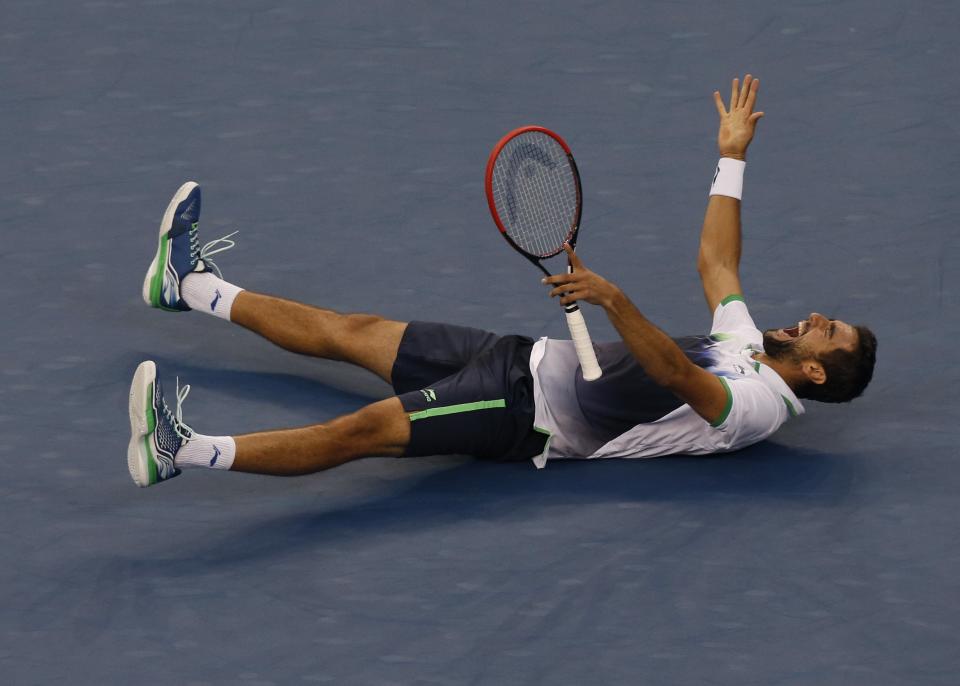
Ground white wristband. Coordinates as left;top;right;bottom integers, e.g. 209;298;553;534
709;157;745;200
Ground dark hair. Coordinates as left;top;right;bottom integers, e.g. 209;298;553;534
797;325;877;403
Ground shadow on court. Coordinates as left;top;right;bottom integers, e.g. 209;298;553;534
130;442;848;573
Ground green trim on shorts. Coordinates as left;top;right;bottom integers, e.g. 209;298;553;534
720;293;745;306
408;399;507;422
710;376;733;428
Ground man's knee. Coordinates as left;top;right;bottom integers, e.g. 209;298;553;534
332;317;407;383
340;398;410;458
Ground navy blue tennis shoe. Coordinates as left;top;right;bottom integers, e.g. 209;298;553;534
142;181;236;311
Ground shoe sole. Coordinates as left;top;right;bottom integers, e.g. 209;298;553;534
127;360;159;487
142;181;198;310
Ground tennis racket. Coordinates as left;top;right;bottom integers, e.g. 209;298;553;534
485;125;602;381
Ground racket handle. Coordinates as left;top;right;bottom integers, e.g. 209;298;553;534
565;305;602;381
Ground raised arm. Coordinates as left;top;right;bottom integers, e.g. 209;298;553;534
697;75;764;312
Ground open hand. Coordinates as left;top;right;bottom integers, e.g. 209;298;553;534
543;244;620;308
714;74;764;160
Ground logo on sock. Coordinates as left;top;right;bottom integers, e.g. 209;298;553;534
210;445;221;467
211;289;222;311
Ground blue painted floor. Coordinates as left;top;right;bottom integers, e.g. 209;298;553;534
2;1;958;684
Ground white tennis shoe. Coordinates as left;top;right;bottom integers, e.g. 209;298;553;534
127;360;193;487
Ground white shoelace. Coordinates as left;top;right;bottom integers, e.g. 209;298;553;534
161;377;195;441
189;230;238;279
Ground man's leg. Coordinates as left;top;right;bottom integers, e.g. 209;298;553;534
228;290;406;385
231;397;409;475
127;360;411;486
142;180;407;384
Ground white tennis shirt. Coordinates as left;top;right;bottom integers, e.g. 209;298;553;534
529;296;804;468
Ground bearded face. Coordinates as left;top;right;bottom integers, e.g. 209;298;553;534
762;318;813;362
760;314;870;401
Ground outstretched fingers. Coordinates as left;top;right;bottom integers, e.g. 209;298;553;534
713;90;727;116
723;74;763;118
715;73;765;157
744;77;760;112
737;74;753;109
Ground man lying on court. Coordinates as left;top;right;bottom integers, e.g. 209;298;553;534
127;74;876;487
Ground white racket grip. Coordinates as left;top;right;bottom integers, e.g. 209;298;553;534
565;307;602;381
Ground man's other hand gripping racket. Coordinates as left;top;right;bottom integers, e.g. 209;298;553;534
544;243;620;311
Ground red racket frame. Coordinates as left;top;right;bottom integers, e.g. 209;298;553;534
484;125;584;273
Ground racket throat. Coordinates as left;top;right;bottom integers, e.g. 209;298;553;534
531;259;552;279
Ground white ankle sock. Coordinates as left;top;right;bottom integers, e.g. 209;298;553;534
182;272;243;321
175;434;236;471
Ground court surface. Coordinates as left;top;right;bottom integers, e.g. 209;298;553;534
3;1;958;684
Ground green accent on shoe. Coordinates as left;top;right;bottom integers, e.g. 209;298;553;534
710;376;733;428
149;235;170;307
142;437;156;485
720;294;745;306
710;332;733;342
145;382;158;484
408;399;506;422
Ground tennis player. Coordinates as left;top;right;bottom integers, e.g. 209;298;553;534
127;74;876;487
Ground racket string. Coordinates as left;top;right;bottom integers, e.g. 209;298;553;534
491;131;578;258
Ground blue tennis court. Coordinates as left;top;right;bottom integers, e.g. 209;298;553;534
3;1;958;683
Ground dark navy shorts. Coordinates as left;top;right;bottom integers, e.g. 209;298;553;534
391;321;548;461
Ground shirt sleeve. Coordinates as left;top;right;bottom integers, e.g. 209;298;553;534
712;375;785;447
710;294;763;346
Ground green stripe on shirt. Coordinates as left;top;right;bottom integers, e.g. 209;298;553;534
710;376;734;427
781;395;799;417
720;294;745;306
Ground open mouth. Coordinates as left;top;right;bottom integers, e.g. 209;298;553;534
774;320;808;341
